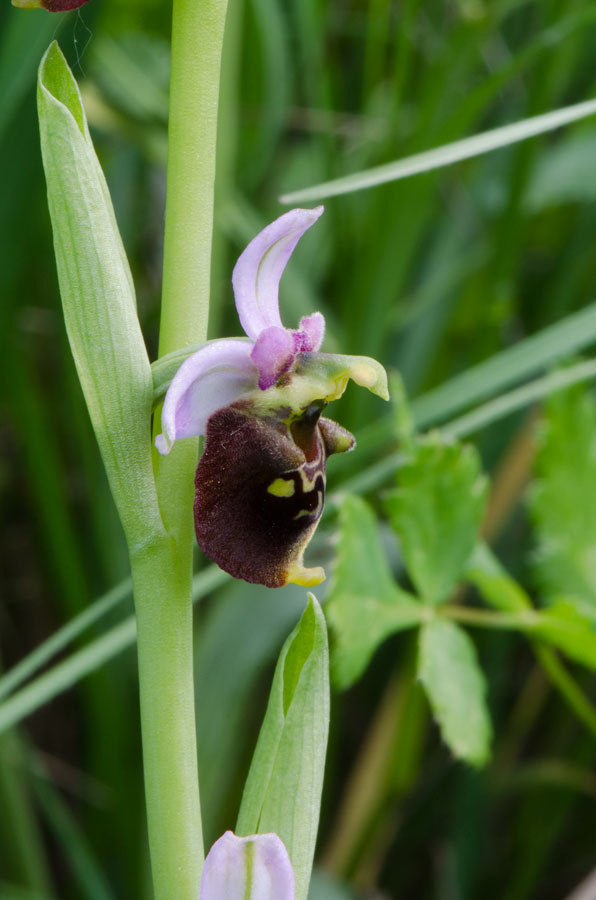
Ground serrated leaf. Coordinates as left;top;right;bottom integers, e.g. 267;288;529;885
531;387;596;613
418;618;492;766
386;436;487;605
237;595;329;900
325;495;421;690
38;43;162;551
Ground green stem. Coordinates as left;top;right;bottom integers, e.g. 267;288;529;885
441;605;540;630
160;0;228;354
133;543;204;900
133;0;229;897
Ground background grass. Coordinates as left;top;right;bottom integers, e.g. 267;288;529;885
2;0;596;897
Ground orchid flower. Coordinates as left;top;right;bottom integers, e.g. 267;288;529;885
199;831;294;900
155;207;388;588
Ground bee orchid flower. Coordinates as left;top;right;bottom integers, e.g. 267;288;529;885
156;207;388;588
199;831;294;900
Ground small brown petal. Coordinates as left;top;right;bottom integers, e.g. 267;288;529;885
194;401;354;588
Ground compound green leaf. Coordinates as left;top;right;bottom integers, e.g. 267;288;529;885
535;600;596;670
465;542;531;612
418;618;492;766
326;495;421;690
531;387;596;616
386;436;487;605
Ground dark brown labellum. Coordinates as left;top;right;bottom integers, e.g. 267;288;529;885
194;401;354;588
45;0;90;8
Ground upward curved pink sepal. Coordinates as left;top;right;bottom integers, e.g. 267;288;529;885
199;831;295;900
232;207;324;340
155;340;257;454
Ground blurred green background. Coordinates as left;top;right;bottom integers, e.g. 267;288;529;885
2;0;596;897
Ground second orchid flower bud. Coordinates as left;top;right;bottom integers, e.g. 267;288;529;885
200;831;294;900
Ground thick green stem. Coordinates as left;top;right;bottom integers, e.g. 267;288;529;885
156;0;229;541
160;0;228;355
134;542;204;900
133;0;229;896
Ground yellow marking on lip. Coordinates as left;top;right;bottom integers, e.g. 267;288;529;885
287;562;325;587
294;492;324;520
297;467;325;492
267;477;296;498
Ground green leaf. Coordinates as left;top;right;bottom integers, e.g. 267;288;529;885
445;360;596;440
237;595;329;900
280;96;596;203
0;577;132;702
195;580;307;843
325;495;421;690
531;387;596;614
0;567;227;735
412;304;596;429
386;436;487;605
418;618;492;766
465;543;531;612
534;600;596;670
37;43;162;552
465;546;596;672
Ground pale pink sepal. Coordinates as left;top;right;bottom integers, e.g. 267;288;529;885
232;207;324;341
199;831;295;900
155;340;257;455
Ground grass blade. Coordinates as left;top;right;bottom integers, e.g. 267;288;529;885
280;97;596;203
0;568;228;734
0;579;133;703
412;302;596;427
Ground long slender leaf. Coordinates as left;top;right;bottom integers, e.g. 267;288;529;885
237;595;329;900
280;97;596;203
0;578;133;703
38;42;162;551
413;304;596;427
445;360;596;439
